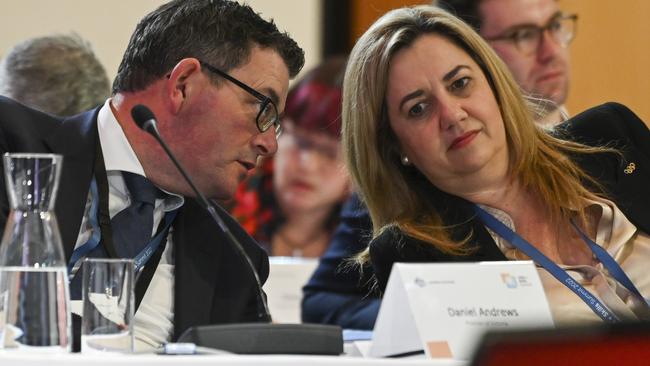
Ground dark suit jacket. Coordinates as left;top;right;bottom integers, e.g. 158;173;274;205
302;193;380;330
370;102;650;292
0;97;270;342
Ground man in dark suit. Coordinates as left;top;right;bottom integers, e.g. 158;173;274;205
0;0;304;351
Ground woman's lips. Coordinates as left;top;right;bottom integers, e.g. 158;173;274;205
289;180;313;191
449;130;479;150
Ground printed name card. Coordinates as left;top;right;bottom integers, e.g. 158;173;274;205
370;261;554;360
265;257;318;323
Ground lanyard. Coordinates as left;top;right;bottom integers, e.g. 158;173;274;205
473;204;631;323
570;220;648;305
68;176;178;276
67;178;101;275
133;209;177;271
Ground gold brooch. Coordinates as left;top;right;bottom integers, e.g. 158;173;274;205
624;162;636;174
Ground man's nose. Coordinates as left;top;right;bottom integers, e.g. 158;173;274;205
254;128;278;157
536;30;562;62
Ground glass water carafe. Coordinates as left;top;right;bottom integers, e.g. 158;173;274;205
0;153;70;353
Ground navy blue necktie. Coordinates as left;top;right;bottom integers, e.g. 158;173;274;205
111;172;162;258
69;172;162;300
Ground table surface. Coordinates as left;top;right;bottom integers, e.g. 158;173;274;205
0;352;467;366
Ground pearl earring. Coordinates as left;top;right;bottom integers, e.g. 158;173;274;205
401;155;410;165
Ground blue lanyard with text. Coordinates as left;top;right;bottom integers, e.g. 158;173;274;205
68;177;178;276
133;209;177;272
570;220;649;306
473;204;628;323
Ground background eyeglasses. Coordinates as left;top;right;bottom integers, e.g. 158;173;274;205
485;13;578;56
279;123;342;163
199;60;282;138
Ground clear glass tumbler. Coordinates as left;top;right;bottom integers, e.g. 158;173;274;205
81;258;134;354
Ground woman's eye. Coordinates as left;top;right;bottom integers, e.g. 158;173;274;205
408;103;426;117
450;77;471;93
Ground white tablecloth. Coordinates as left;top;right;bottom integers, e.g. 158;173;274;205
0;353;466;366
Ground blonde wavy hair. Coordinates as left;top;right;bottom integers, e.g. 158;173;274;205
342;5;607;258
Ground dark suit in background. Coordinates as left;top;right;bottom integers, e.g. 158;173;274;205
302;193;379;329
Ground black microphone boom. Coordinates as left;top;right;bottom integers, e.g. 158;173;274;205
130;104;271;321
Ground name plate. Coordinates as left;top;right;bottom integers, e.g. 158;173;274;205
370;261;554;359
265;257;318;323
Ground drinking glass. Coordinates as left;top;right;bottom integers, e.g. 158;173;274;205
81;258;134;353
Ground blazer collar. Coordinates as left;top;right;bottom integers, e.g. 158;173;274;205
44;107;100;260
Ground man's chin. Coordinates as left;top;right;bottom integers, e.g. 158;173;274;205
189;182;231;202
536;82;568;106
209;190;235;205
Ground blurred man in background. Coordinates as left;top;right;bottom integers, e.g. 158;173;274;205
0;33;110;116
437;0;577;125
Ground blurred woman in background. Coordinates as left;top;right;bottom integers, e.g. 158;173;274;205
230;57;350;257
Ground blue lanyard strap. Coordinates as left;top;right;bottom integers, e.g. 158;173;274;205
68;177;179;276
132;209;177;272
67;178;101;275
570;220;647;303
473;204;619;323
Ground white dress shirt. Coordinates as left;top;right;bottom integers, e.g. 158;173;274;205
72;99;184;351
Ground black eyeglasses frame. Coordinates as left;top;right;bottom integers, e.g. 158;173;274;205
484;13;579;55
199;60;281;137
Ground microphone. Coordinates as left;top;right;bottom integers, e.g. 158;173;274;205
130;104;271;321
131;104;157;134
130;104;342;355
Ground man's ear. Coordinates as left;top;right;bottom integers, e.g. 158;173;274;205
166;58;202;115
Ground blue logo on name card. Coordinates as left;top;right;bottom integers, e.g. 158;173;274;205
501;273;518;289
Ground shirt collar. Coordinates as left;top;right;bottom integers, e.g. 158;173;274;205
97;99;184;211
97;99;144;175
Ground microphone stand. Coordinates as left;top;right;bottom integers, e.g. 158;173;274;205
146;121;270;321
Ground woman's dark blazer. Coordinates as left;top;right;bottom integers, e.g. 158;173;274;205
369;102;650;293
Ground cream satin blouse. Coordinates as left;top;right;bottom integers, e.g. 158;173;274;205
482;199;650;325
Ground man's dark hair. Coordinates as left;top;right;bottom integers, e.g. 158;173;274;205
434;0;482;32
112;0;305;94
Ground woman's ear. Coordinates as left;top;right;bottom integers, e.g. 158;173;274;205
165;58;202;115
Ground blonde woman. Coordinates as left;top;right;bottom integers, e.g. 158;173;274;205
343;5;650;324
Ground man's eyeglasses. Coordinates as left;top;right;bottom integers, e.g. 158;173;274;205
485;13;578;56
199;60;281;138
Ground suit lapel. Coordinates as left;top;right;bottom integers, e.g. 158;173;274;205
172;198;220;339
422;179;508;261
612;152;650;234
43;108;100;260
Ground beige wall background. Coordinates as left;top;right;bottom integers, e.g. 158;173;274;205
562;0;650;123
0;0;321;83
